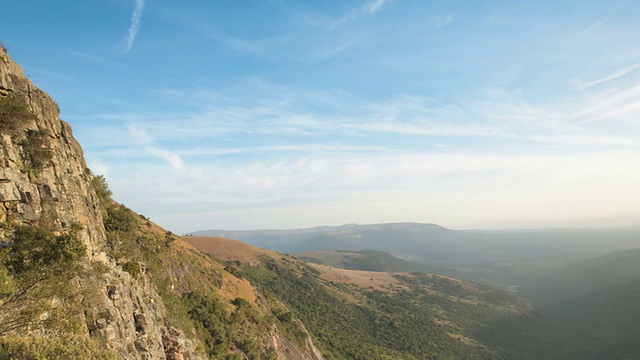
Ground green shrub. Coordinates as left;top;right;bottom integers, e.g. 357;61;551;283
0;226;86;336
122;261;142;278
104;204;135;234
7;226;85;274
90;260;110;275
0;94;32;134
0;334;116;360
91;175;112;204
19;130;53;171
0;262;15;298
183;292;275;358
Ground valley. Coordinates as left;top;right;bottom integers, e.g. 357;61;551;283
188;224;640;360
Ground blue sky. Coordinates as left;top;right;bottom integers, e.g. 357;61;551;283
3;0;640;233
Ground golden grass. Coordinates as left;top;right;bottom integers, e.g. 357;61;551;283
309;263;408;292
183;236;280;264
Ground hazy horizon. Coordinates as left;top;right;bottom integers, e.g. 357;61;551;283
188;218;640;234
3;1;640;234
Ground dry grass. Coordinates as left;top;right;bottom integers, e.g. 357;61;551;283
219;271;257;305
309;263;408;292
183;236;280;264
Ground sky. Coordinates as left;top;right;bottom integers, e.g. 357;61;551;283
2;0;640;234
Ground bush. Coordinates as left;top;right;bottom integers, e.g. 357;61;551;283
19;130;53;171
0;94;33;134
122;261;142;278
0;334;116;360
7;226;85;274
0;226;86;335
91;175;112;204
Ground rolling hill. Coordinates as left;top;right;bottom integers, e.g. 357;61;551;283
190;223;640;287
184;235;596;360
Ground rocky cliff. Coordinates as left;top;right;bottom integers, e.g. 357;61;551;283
0;46;324;360
0;44;205;360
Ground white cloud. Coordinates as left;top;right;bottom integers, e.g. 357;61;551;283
571;18;610;39
124;0;145;53
108;148;640;233
363;0;390;14
129;126;184;170
331;0;394;29
76;69;640;233
577;62;640;89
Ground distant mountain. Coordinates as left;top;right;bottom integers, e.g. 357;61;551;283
189;223;640;286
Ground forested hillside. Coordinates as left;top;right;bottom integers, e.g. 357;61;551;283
186;236;589;360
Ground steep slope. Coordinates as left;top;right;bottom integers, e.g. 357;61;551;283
186;236;574;360
0;45;188;359
0;46;323;360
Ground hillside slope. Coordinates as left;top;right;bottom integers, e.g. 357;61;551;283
185;236;581;360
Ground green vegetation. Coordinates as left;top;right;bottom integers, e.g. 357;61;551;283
18;130;53;172
295;250;441;273
91;175;112;205
240;256;518;360
0;93;54;179
183;292;278;360
0;334;116;360
121;261;142;278
94;176;283;358
0;225;85;336
513;248;640;360
0;94;32;134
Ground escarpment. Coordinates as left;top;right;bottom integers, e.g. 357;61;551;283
0;47;324;360
0;45;204;360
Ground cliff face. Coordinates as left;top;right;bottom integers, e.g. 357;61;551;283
0;49;103;249
0;46;325;360
0;46;203;360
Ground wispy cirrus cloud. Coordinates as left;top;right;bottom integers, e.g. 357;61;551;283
576;61;640;89
331;0;394;29
124;0;145;53
129;126;184;170
571;17;610;39
85;70;640;148
78;73;640;233
363;0;391;14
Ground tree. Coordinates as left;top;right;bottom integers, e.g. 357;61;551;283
91;175;112;204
